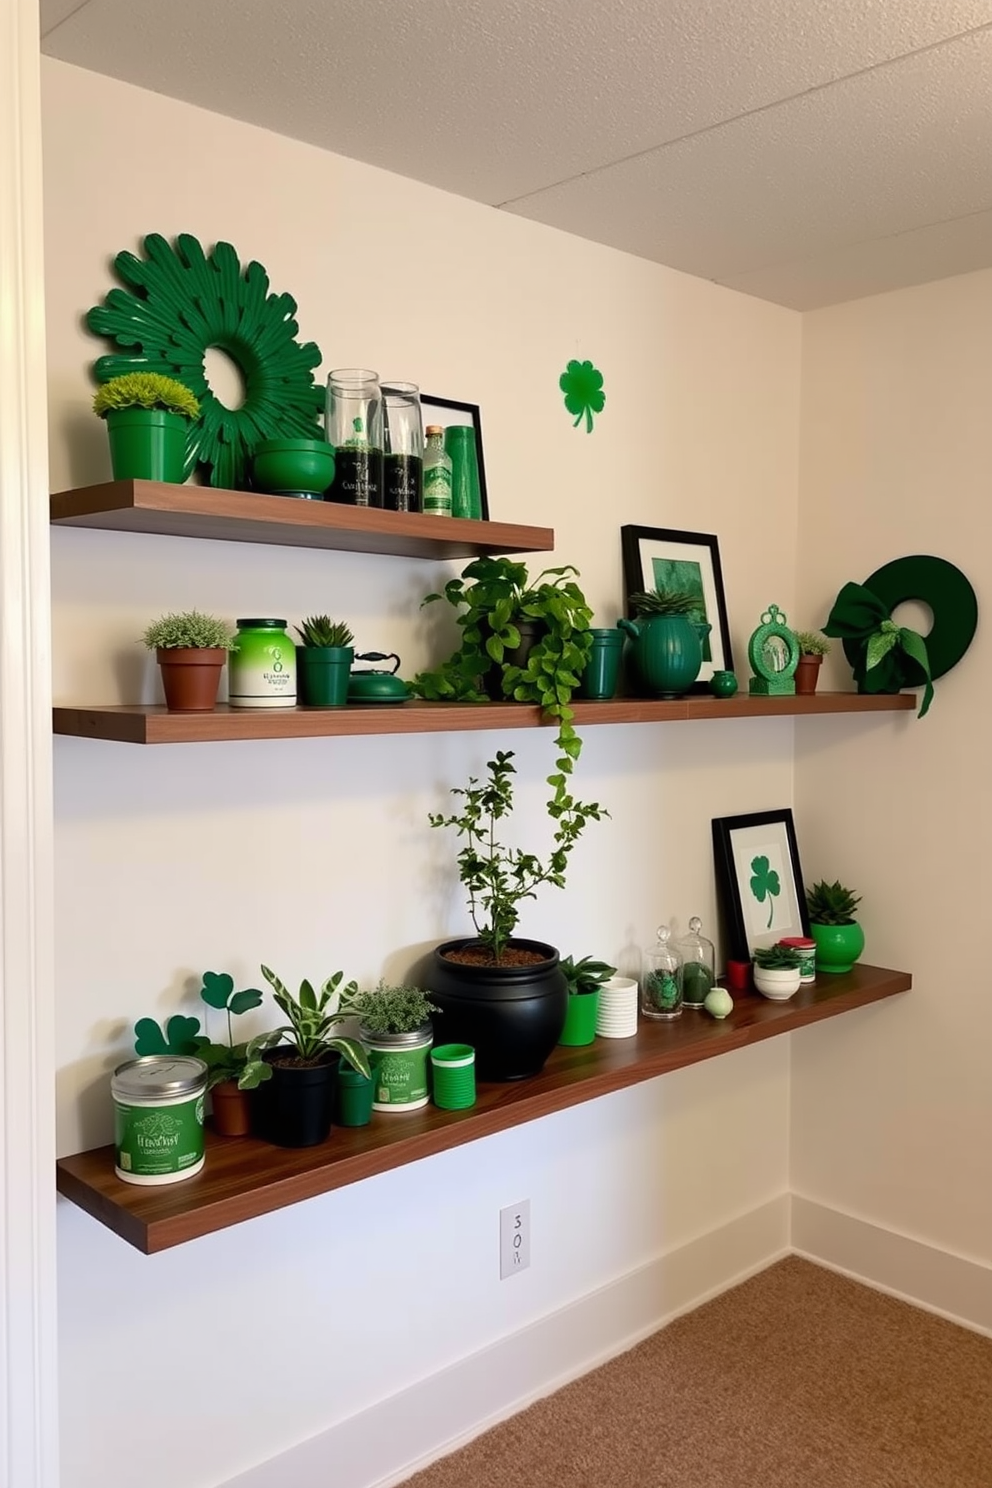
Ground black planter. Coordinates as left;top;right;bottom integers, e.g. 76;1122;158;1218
483;620;546;701
251;1049;340;1148
427;938;567;1080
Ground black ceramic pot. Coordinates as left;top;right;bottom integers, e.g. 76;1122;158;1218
483;620;546;700
251;1048;339;1148
427;938;567;1081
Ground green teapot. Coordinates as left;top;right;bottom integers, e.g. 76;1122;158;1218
618;613;711;698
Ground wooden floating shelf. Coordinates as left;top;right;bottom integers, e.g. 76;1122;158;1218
56;964;910;1253
53;692;915;744
49;479;554;560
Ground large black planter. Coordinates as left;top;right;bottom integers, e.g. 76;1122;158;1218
427;939;567;1081
251;1049;340;1148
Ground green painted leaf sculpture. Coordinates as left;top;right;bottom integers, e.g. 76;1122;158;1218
749;855;781;930
559;359;605;432
87;232;324;490
133;1014;202;1057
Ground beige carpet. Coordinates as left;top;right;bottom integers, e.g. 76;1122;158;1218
401;1256;992;1487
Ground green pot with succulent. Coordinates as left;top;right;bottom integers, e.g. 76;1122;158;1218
558;955;616;1046
793;631;831;696
411;556;594;777
294;615;355;707
806;880;864;974
247;965;372;1148
142;609;237;711
343;982;439;1112
618;589;712;698
752;944;803;1000
93;372;199;484
427;749;607;1079
188;971;270;1137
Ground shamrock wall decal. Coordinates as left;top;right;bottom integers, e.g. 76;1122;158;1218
559;359;605;432
133;1014;202;1057
749;854;781;929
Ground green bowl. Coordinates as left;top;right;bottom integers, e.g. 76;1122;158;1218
252;439;335;496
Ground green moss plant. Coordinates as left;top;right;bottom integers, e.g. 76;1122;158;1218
344;982;438;1036
142;610;236;651
93;372;200;421
793;630;831;657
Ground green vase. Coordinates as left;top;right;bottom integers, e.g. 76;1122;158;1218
106;407;188;483
558;991;600;1046
335;1066;374;1127
810;921;865;974
297;646;354;707
577;628;624;701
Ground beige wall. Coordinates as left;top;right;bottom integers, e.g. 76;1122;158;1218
45;58;802;1488
793;270;992;1263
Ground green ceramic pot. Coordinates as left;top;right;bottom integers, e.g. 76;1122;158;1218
558;990;600;1046
297;646;354;707
618;615;711;698
335;1065;374;1127
106;408;188;483
577;628;624;701
810;921;865;974
252;438;335;497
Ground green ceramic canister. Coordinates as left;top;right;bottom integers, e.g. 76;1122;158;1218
362;1023;433;1111
112;1056;208;1186
229;618;297;708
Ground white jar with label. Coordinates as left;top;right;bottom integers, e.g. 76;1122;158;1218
229;617;297;708
112;1055;208;1186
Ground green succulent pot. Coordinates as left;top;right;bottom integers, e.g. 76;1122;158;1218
810;921;865;975
106;408;188;483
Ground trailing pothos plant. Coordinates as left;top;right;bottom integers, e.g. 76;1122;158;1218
411;556;594;780
429;749;607;965
244;965;372;1080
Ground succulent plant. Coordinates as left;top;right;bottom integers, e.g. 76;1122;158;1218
806;880;861;926
794;630;831;657
560;955;617;996
142;610;236;650
295;615;355;649
249;964;371;1078
93;372;200;421
753;944;802;970
628;588;702;617
343;981;438;1036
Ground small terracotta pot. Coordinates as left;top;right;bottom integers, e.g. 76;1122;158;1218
795;654;823;696
210;1080;252;1137
156;647;227;711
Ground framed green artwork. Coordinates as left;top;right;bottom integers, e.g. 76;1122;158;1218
621;525;733;690
711;809;810;962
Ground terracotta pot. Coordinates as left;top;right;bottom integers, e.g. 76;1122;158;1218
210;1079;252;1137
156;647;227;711
794;654;823;696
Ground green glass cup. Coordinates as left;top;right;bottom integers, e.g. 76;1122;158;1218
431;1044;476;1110
444;426;482;520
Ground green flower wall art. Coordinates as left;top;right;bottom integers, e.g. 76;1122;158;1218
749;854;781;929
559;359;605;432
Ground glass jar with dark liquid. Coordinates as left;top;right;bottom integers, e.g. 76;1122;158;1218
325;369;383;507
382;382;423;512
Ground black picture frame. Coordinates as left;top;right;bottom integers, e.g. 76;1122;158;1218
621;525;733;690
420;394;490;520
712;809;810;962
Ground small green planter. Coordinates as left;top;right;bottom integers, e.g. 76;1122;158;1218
297;646;354;707
558;991;600;1046
577;629;624;701
810;921;865;974
106;407;188;483
335;1065;374;1127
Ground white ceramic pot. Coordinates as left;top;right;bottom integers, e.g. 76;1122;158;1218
752;965;802;1001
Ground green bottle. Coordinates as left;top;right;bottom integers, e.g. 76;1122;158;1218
422;425;452;516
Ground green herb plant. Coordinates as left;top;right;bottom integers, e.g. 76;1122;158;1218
295;615;355;649
93;371;200;421
753;944;802;970
142;610;237;651
247;964;371;1078
560;955;616;996
411;556;594;780
429;749;607;965
793;630;831;657
190;970;271;1092
806;880;861;926
628;588;702;617
344;982;439;1036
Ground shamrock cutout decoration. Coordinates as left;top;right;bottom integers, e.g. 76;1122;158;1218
199;969;263;1018
559;359;605;433
749;855;781;929
133;1014;202;1057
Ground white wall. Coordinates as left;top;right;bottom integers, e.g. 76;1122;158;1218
45;59;803;1488
793;272;992;1272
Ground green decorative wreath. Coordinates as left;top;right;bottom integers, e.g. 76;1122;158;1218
87;233;324;490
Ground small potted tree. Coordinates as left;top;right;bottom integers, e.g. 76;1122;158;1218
618;589;712;698
752;944;802;1000
142;609;236;711
190;970;269;1137
427;748;607;1079
343;982;439;1112
793;631;831;696
294;615;355;708
806;879;864;973
93;371;199;484
248;965;371;1147
558;954;616;1046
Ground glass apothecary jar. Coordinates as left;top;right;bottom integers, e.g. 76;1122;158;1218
677;916;716;1010
640;925;683;1020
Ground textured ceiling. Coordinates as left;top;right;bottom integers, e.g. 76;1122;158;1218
40;0;992;308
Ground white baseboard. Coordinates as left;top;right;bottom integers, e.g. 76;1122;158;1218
222;1193;790;1488
791;1193;992;1337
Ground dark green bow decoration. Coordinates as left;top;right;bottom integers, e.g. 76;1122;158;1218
823;582;933;718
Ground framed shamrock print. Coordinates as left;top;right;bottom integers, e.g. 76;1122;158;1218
621;525;733;690
711;809;809;961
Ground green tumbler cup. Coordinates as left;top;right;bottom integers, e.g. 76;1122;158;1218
444;426;483;520
430;1044;477;1110
577;627;624;700
335;1065;374;1127
558;990;600;1046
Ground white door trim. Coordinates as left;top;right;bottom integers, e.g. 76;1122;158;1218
0;3;60;1484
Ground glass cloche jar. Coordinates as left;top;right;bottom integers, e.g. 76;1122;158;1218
677;916;716;1011
640;925;683;1020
